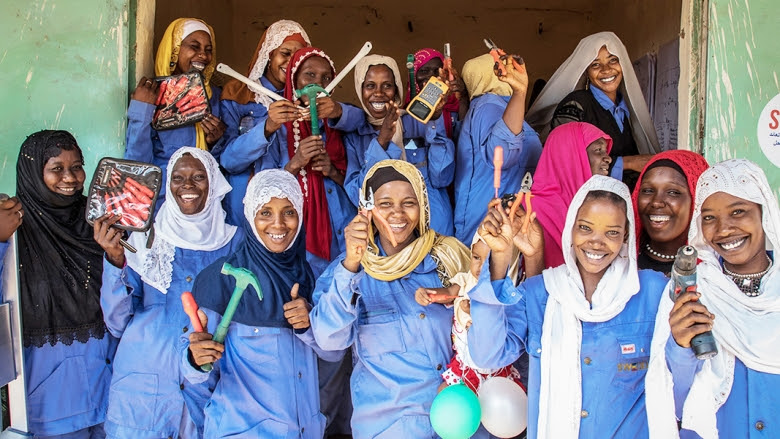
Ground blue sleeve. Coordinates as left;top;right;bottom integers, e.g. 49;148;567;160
665;335;703;418
329;103;364;133
295;328;345;362
219;100;277;174
467;259;527;369
180;307;223;384
124;100;156;163
403;114;455;189
610;156;625;180
0;241;9;287
471;99;540;170
309;260;361;351
99;257;144;338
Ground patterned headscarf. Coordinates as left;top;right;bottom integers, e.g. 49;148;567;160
405;48;461;137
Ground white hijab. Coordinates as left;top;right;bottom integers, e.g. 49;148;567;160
526;31;660;155
537;175;640;438
646;159;780;439
126;147;237;292
243;169;303;251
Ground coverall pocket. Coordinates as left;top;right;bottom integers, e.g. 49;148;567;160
357;306;406;357
612;335;652;391
27;355;92;422
106;372;158;429
233;325;280;365
375;414;434;438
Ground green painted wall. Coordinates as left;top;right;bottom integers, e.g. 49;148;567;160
0;0;130;195
704;0;780;197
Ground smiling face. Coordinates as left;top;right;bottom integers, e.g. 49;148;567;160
254;197;299;253
572;195;628;281
587;45;623;101
170;154;209;215
295;56;333;105
267;40;305;90
416;57;443;90
372;180;420;253
362;65;397;119
701;191;767;274
174;30;213;74
43;148;86;196
637;166;692;249
586;138;612;176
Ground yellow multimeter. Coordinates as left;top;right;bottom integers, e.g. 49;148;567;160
406;76;449;124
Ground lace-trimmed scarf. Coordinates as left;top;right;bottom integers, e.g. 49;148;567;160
126;147;237;293
220;19;310;106
16;130;107;347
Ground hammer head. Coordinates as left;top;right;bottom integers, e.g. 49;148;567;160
221;262;263;301
295;84;329;105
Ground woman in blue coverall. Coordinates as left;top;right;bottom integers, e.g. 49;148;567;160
646;159;780;439
469;175;667;438
95;147;243;438
309;159;471;438
125;18;226;205
184;169;341;438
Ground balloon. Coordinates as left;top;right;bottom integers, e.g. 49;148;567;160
430;383;482;439
478;376;528;438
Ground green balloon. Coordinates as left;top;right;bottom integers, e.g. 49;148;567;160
430;383;482;439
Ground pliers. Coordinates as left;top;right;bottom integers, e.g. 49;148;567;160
508;172;534;233
484;38;523;76
360;187;398;248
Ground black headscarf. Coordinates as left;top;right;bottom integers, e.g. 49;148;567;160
16;130;106;347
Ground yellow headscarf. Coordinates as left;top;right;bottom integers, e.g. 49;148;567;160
461;53;512;99
154;18;217;151
361;160;470;282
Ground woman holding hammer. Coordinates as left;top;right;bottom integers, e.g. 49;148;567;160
183;169;341;438
94;147;244;438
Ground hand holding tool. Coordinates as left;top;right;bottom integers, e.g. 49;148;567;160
493;146;504;198
295;84;329;136
484;38;523;76
200;263;263;371
508;172;534;234
671;245;718;360
360;187;397;248
443;43;455;82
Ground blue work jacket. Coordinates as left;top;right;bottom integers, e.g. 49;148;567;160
453;94;542;244
99;229;243;439
468;268;667;439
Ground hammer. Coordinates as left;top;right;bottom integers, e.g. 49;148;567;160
295;84;329;136
201;262;263;372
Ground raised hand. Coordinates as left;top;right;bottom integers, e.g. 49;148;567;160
131;77;158;105
343;213;371;273
201;114;226;146
669;290;716;348
376;102;400;149
494;54;528;96
93;213;126;268
0;196;23;242
266;100;305;134
286;135;324;175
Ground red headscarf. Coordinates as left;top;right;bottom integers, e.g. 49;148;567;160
530;122;613;269
631;150;709;253
284;47;348;261
405;48;461;138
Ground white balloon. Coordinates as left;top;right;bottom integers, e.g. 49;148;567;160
478;376;528;438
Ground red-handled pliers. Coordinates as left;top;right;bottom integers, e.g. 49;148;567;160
484;38;523;76
509;172;534;233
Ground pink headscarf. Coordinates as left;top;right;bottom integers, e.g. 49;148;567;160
529;122;613;269
405;48;460;137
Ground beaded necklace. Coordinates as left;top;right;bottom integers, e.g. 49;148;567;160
722;255;773;297
644;242;676;260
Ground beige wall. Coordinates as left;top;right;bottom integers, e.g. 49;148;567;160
152;0;681;103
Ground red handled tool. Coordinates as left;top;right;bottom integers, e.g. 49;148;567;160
484;38;523;76
493;146;504;199
508;172;534;233
181;291;204;333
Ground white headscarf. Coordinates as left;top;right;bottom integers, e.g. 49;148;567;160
243;169;303;251
646;159;780;439
181;19;211;39
248;20;311;106
126;147;237;292
526;31;660;155
537;175;639;438
354;55;406;155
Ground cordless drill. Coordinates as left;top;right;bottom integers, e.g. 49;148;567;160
670;245;718;360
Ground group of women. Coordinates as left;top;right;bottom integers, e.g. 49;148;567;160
0;15;777;439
